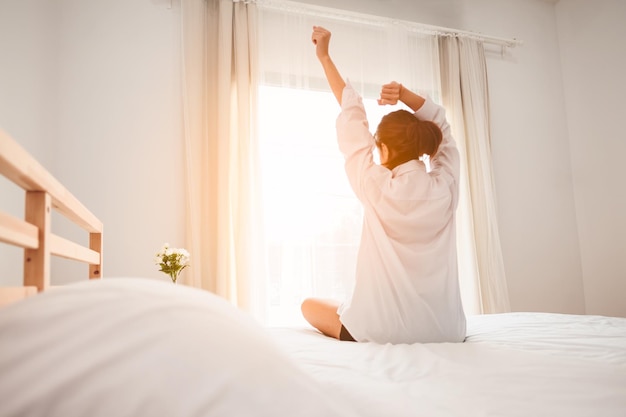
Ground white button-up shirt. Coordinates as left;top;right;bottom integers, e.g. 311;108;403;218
336;83;466;344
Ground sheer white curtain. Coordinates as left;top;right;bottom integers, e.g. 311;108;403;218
256;1;510;320
180;0;265;316
257;2;441;324
439;37;510;314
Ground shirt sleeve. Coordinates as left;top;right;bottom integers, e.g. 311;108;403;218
335;82;378;201
413;96;460;188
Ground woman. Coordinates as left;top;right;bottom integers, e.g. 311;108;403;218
301;26;466;344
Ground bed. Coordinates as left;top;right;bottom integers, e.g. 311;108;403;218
1;129;625;417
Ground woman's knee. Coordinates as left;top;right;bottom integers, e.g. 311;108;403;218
300;298;317;322
300;298;342;338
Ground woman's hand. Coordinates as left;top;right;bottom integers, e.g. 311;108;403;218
378;81;403;105
311;26;332;60
379;82;426;112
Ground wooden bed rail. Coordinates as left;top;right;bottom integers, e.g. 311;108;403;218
0;129;103;304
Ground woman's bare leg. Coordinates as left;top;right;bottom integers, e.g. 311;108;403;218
301;298;342;339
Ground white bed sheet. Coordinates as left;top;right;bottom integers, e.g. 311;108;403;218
269;313;626;417
1;278;625;417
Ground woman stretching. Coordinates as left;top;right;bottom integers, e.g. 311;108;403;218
301;26;466;344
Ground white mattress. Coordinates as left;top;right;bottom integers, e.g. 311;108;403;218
269;313;626;417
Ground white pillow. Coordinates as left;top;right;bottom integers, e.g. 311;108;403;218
0;278;357;417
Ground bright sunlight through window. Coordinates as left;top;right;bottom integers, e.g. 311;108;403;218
258;85;393;326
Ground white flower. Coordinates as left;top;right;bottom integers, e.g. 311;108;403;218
155;243;190;283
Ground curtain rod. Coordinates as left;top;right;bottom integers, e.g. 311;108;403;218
252;0;523;48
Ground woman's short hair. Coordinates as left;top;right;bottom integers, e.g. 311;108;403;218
375;109;442;170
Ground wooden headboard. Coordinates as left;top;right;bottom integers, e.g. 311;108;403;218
0;129;103;306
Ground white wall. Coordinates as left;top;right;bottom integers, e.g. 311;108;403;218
0;0;185;285
1;0;622;316
555;0;626;317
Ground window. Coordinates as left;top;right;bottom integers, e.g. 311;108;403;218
257;4;445;324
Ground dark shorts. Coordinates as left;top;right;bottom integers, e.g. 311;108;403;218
339;324;356;342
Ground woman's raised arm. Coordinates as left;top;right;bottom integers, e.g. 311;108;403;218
312;26;346;105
